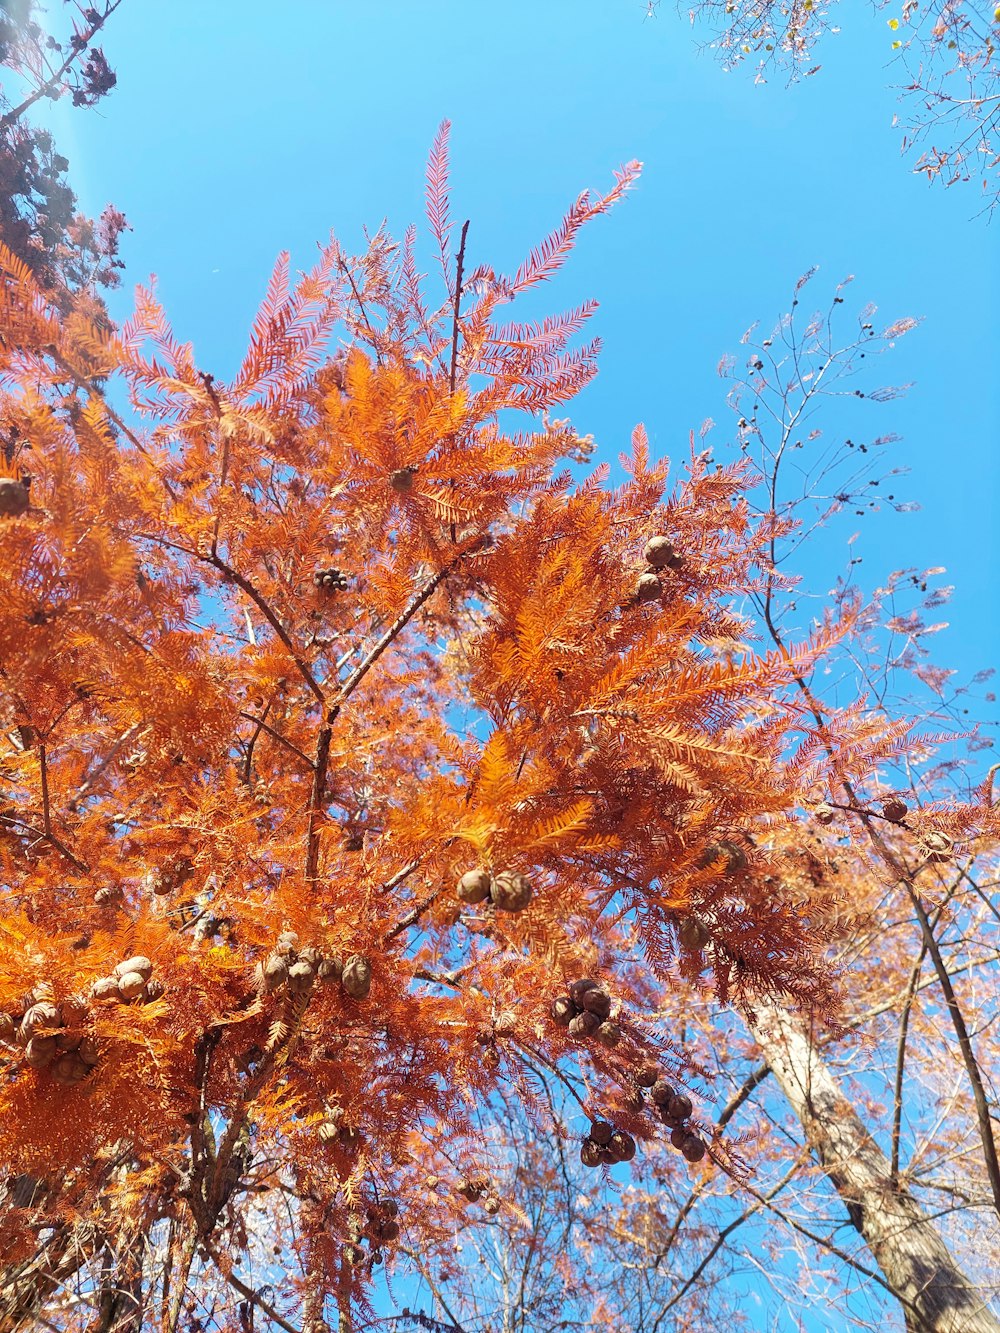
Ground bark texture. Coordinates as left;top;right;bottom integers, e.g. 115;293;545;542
749;1002;1000;1333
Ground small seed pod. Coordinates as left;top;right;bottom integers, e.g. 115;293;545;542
275;931;299;958
669;1127;689;1150
20;1002;60;1038
314;567;349;591
380;1199;400;1219
68;1053;90;1081
601;1134;624;1163
338;1126;362;1151
635;572;662;603
117;971;147;1001
0;1013;14;1042
456;867;492;904
25;1035;57;1067
651;1080;675;1107
643;536;675;568
481;1195;500;1216
145;978;166;1002
590;1121;614;1146
286;961;315;995
580;1139;604;1169
298;946;322;968
55;1030;83;1051
51;1053;81;1085
616;1087;644;1115
91;976;120;1002
921;831;953;864
635;1063;659;1088
0;477;30;518
608;1129;636;1162
667;1093;693;1122
568;978;599;1006
317;1121;339;1143
318;956;343;982
114;956;153;982
378;1218;400;1242
370;1249;383;1267
60;994;89;1026
814;802;836;825
262;956;288;991
491;871;532;913
681;1134;707;1163
581;988;611;1020
550;995;575;1026
456;1180;482;1203
424;1175;441;1191
77;1036;100;1066
94;886;119;906
389;466;418;492
696;840;747;876
678;916;710;951
568;1011;602;1041
341;955;372;1000
882;797;908;823
594;1021;621;1048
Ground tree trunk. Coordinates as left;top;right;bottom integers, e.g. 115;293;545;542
748;1002;1000;1333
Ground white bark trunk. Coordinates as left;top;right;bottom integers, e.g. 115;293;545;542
748;1002;1000;1333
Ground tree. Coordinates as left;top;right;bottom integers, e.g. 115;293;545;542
0;0;128;314
647;0;1000;209
0;123;997;1333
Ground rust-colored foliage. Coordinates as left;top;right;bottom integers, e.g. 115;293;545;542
1;128;991;1328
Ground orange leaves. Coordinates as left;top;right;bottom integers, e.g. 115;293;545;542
425;119;455;285
506;160;642;298
2;133;952;1329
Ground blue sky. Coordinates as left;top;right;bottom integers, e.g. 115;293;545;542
29;3;998;1325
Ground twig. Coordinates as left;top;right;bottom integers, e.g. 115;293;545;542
206;553;324;704
47;350;178;501
304;717;335;881
238;710;314;774
69;722;147;811
0;814;88;872
449;221;470;395
334;562;456;708
38;743;51;836
207;1251;301;1333
448;220;470;544
889;961;920;1186
0;1;125;130
649;1158;804;1328
511;1037;590;1114
337;257;382;365
385;882;442;943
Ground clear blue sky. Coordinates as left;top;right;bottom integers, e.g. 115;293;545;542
34;3;999;1326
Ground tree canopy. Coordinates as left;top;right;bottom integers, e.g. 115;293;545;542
1;8;998;1333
